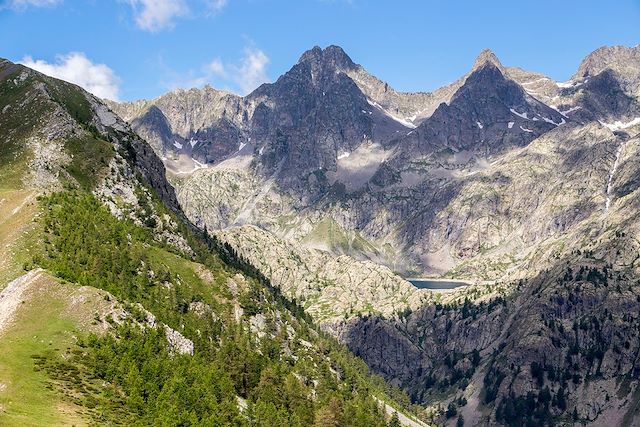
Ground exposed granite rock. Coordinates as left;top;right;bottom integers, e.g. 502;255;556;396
574;44;640;98
164;324;195;356
216;225;437;323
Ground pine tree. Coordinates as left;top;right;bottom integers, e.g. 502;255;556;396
314;397;343;427
388;412;401;427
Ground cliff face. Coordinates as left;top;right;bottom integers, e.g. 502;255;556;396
337;127;640;424
339;245;640;425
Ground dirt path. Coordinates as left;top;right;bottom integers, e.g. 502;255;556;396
374;397;429;427
0;268;43;337
8;192;35;217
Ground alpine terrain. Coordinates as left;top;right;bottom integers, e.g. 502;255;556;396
107;44;640;426
0;58;423;426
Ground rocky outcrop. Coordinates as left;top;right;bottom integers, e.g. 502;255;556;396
574;44;640;98
217;225;436;323
0;58;181;215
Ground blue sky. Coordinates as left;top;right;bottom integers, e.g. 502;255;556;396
1;0;639;101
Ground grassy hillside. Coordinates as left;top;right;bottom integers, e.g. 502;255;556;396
26;190;414;426
0;273;114;426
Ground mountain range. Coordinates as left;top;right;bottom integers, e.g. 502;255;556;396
2;42;640;426
110;44;640;278
108;43;640;425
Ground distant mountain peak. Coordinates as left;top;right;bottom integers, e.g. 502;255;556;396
574;44;640;79
298;44;356;71
471;48;505;73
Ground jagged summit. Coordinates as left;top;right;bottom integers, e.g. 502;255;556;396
574;44;640;78
471;48;505;73
297;44;357;71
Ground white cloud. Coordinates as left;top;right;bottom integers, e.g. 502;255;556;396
207;0;227;12
127;0;189;32
164;46;269;95
205;58;226;78
20;52;121;101
232;47;270;94
2;0;61;9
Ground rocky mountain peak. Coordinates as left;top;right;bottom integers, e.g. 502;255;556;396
400;51;567;158
297;44;357;73
575;44;640;79
471;48;505;73
572;44;640;102
464;58;508;87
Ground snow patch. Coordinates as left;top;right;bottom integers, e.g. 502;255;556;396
367;99;417;128
541;116;566;126
173;141;183;149
170;156;209;175
337;151;350;160
508;122;514;129
476;121;483;129
520;126;534;133
560;106;582;116
510;108;529;120
556;79;586;89
600;117;640;131
405;108;427;122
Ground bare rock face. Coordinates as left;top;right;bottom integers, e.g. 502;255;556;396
169;46;638;281
216;225;436;323
245;45;411;184
108;86;247;167
389;59;566;162
574;45;640;98
164;325;195;356
0;58;179;213
112;45;640;283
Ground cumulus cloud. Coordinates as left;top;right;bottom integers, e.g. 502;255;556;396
127;0;189;32
2;0;61;9
231;47;270;94
165;46;269;95
205;58;226;78
20;52;121;101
